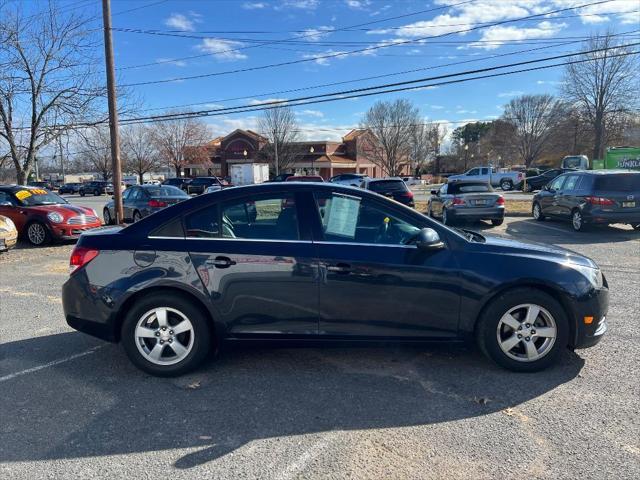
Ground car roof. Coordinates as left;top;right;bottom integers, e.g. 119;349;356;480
368;177;403;182
577;169;640;175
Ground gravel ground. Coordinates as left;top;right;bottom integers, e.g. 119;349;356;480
0;215;639;479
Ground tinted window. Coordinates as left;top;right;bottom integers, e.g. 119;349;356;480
543;169;559;177
221;194;299;240
439;184;448;195
594;174;640;192
480;168;489;175
314;192;420;246
185;205;220;238
367;180;408;193
548;176;566;191
448;182;492;194
0;191;16;205
121;188;132;200
151;217;184;238
145;186;189;197
563;175;580;191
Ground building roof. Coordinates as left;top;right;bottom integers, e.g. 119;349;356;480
342;129;367;141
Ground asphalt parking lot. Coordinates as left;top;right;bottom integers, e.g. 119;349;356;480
1;211;639;479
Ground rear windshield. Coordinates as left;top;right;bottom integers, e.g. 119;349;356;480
448;183;492;194
191;178;215;185
594;174;640;192
368;180;407;192
145;186;189;197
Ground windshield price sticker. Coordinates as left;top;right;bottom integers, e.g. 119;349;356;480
15;190;32;200
32;189;47;195
325;194;360;238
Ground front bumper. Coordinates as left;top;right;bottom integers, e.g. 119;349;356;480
570;285;609;349
448;206;505;220
0;234;18;251
51;223;103;240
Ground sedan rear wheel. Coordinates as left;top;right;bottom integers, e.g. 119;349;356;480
476;288;568;372
121;293;211;376
133;210;142;223
442;208;452;226
103;208;113;225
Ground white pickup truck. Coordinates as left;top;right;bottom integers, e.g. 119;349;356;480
447;166;524;191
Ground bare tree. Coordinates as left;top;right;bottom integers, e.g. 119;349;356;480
150;115;211;177
257;106;301;175
502;94;565;167
0;2;105;184
360;99;421;176
122;125;160;184
563;31;639;160
80;127;112;181
408;123;431;176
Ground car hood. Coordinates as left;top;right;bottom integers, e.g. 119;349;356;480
479;234;597;269
25;204;95;217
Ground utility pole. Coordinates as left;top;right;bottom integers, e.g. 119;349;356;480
101;0;123;223
274;137;279;176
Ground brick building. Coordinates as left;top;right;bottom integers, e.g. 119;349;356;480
182;128;409;179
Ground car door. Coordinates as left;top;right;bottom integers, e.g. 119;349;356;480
557;174;581;218
544;175;567;217
185;190;319;337
0;191;24;231
311;190;461;339
122;187;138;220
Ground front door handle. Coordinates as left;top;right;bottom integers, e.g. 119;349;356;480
209;256;236;268
327;263;351;274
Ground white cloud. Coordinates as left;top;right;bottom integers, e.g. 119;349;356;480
197;38;247;61
429;105;445;110
297;109;324;118
536;80;563;85
165;13;195;31
345;0;371;9
302;26;333;41
248;98;288;105
242;2;267;9
468;21;566;50
277;0;319;10
456;109;478;114
498;90;524;97
155;58;188;67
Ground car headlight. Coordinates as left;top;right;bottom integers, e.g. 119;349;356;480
47;212;64;223
570;264;603;289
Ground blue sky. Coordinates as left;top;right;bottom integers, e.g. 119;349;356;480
47;0;640;140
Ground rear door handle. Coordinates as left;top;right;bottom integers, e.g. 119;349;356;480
327;263;351;274
208;256;236;268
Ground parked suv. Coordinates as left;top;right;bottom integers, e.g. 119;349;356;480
329;173;368;186
79;181;110;196
532;170;640;231
361;177;415;207
184;177;222;195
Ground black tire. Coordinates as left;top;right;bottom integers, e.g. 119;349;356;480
442;208;453;226
500;180;513;191
476;288;569;372
103;208;113;225
25;221;51;246
132;210;142;223
532;202;545;221
121;292;212;376
94;189;100;196
571;209;587;232
79;190;85;197
491;219;504;226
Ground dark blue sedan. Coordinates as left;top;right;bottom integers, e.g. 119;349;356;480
63;183;608;376
103;184;190;224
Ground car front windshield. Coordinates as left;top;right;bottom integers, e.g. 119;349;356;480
15;189;67;206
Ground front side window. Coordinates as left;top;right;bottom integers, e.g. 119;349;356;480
548;176;566;191
467;168;479;176
185;204;220;238
221;194;299;240
314;192;421;246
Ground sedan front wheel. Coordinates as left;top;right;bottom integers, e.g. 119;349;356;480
476;288;568;372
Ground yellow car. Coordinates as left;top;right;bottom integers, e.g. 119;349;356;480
0;214;18;252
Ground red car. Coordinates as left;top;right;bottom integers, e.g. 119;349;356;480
0;185;102;246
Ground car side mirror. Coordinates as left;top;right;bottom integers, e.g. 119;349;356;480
416;228;445;251
0;201;12;207
430;190;438;195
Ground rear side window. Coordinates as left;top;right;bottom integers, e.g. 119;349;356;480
221;194;299;241
151;217;184;238
563;175;580;191
368;180;408;193
548;176;566;190
185;205;220;238
594;174;640;192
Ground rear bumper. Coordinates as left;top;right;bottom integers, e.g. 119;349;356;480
449;206;504;220
583;209;640;225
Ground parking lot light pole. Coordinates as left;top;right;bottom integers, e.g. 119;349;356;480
102;0;124;224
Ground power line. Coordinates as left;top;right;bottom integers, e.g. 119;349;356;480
116;0;618;85
113;44;638;125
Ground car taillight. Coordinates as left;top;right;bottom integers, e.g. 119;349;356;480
585;196;615;206
452;197;465;205
69;246;99;275
148;199;167;207
496;196;505;205
402;190;414;198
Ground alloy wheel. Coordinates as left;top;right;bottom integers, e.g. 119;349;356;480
103;208;111;225
496;303;557;362
135;307;194;366
533;203;541;219
27;223;46;245
572;211;582;231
